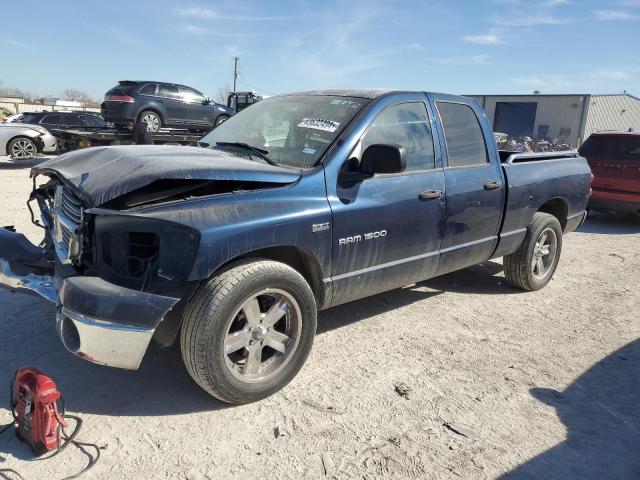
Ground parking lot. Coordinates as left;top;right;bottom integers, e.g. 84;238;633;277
0;154;638;479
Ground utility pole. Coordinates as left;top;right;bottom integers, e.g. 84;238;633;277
233;56;239;93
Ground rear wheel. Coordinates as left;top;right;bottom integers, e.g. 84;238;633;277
8;137;37;160
138;110;161;132
504;212;563;291
180;260;317;404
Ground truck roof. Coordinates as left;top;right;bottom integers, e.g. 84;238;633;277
279;89;464;100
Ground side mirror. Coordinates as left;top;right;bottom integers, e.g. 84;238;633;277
203;97;212;105
360;144;406;175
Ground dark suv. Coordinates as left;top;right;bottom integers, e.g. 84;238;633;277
18;111;108;135
101;81;235;132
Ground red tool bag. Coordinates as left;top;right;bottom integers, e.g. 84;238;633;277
11;367;68;455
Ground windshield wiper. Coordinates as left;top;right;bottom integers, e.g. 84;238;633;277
215;142;279;166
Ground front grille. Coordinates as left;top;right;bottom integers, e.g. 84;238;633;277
53;186;83;262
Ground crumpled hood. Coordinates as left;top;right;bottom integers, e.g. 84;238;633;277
32;145;301;207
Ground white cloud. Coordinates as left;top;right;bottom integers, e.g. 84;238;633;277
440;54;492;65
177;7;218;19
592;69;632;80
490;13;564;26
594;10;638;20
463;30;503;44
175;6;293;21
1;39;33;50
184;24;209;34
510;74;574;91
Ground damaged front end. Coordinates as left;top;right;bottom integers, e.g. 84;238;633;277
0;178;182;370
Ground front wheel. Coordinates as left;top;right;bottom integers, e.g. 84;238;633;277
180;260;317;404
8;137;37;160
214;115;229;128
504;212;563;291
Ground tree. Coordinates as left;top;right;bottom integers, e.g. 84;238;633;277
0;80;33;101
214;84;232;105
61;89;100;107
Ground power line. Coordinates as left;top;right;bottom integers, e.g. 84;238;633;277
237;79;276;96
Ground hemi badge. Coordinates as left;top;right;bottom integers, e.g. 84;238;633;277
312;223;330;233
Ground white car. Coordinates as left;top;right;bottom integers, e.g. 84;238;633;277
0;123;57;159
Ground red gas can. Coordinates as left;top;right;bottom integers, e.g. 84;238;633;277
11;367;67;455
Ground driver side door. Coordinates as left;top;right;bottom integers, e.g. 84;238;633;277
328;99;445;306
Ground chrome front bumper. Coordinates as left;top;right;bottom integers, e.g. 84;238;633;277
0;227;179;370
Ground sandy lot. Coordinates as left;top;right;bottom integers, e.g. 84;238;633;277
0;154;638;480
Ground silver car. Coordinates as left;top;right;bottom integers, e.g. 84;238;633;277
0;122;57;159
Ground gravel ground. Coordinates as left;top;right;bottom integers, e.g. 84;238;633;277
0;154;638;480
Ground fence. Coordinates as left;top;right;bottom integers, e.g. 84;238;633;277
0;102;100;114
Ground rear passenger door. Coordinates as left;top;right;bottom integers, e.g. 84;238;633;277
429;94;504;276
158;84;184;126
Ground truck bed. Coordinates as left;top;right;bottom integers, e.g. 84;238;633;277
492;151;591;259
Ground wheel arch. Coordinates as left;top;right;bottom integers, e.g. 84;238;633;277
536;197;568;230
6;135;39;156
137;108;163;126
152;245;327;348
228;245;325;305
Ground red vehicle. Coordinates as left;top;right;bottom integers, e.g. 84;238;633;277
579;131;640;214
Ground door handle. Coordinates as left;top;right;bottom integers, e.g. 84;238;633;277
484;180;502;190
418;189;442;200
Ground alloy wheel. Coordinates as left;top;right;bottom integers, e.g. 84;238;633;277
10;139;36;159
531;227;558;279
223;288;302;383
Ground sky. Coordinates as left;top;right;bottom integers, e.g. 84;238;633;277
0;0;638;101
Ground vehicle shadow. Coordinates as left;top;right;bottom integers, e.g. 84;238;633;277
0;157;50;170
577;212;640;235
500;338;640;480
422;260;524;295
0;261;518;419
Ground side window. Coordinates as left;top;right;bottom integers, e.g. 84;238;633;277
437;102;488;167
361;102;435;172
81;115;104;127
139;84;157;95
180;87;206;103
63;114;81;127
159;84;180;100
40;114;61;126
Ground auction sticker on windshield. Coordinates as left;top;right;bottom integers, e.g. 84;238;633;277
297;118;341;133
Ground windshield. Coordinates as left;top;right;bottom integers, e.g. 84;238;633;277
200;95;368;169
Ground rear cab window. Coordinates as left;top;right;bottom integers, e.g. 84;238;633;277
436;101;488;168
580;135;640;165
362;102;435;172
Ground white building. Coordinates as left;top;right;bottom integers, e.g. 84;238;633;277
467;93;640;147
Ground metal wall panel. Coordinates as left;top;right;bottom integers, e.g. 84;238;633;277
468;95;587;146
583;94;640;139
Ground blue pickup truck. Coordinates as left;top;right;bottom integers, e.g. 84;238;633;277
0;90;591;404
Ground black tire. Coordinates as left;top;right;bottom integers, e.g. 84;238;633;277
214;115;229;128
8;137;37;160
504;212;563;291
138;110;162;132
180;259;317;404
